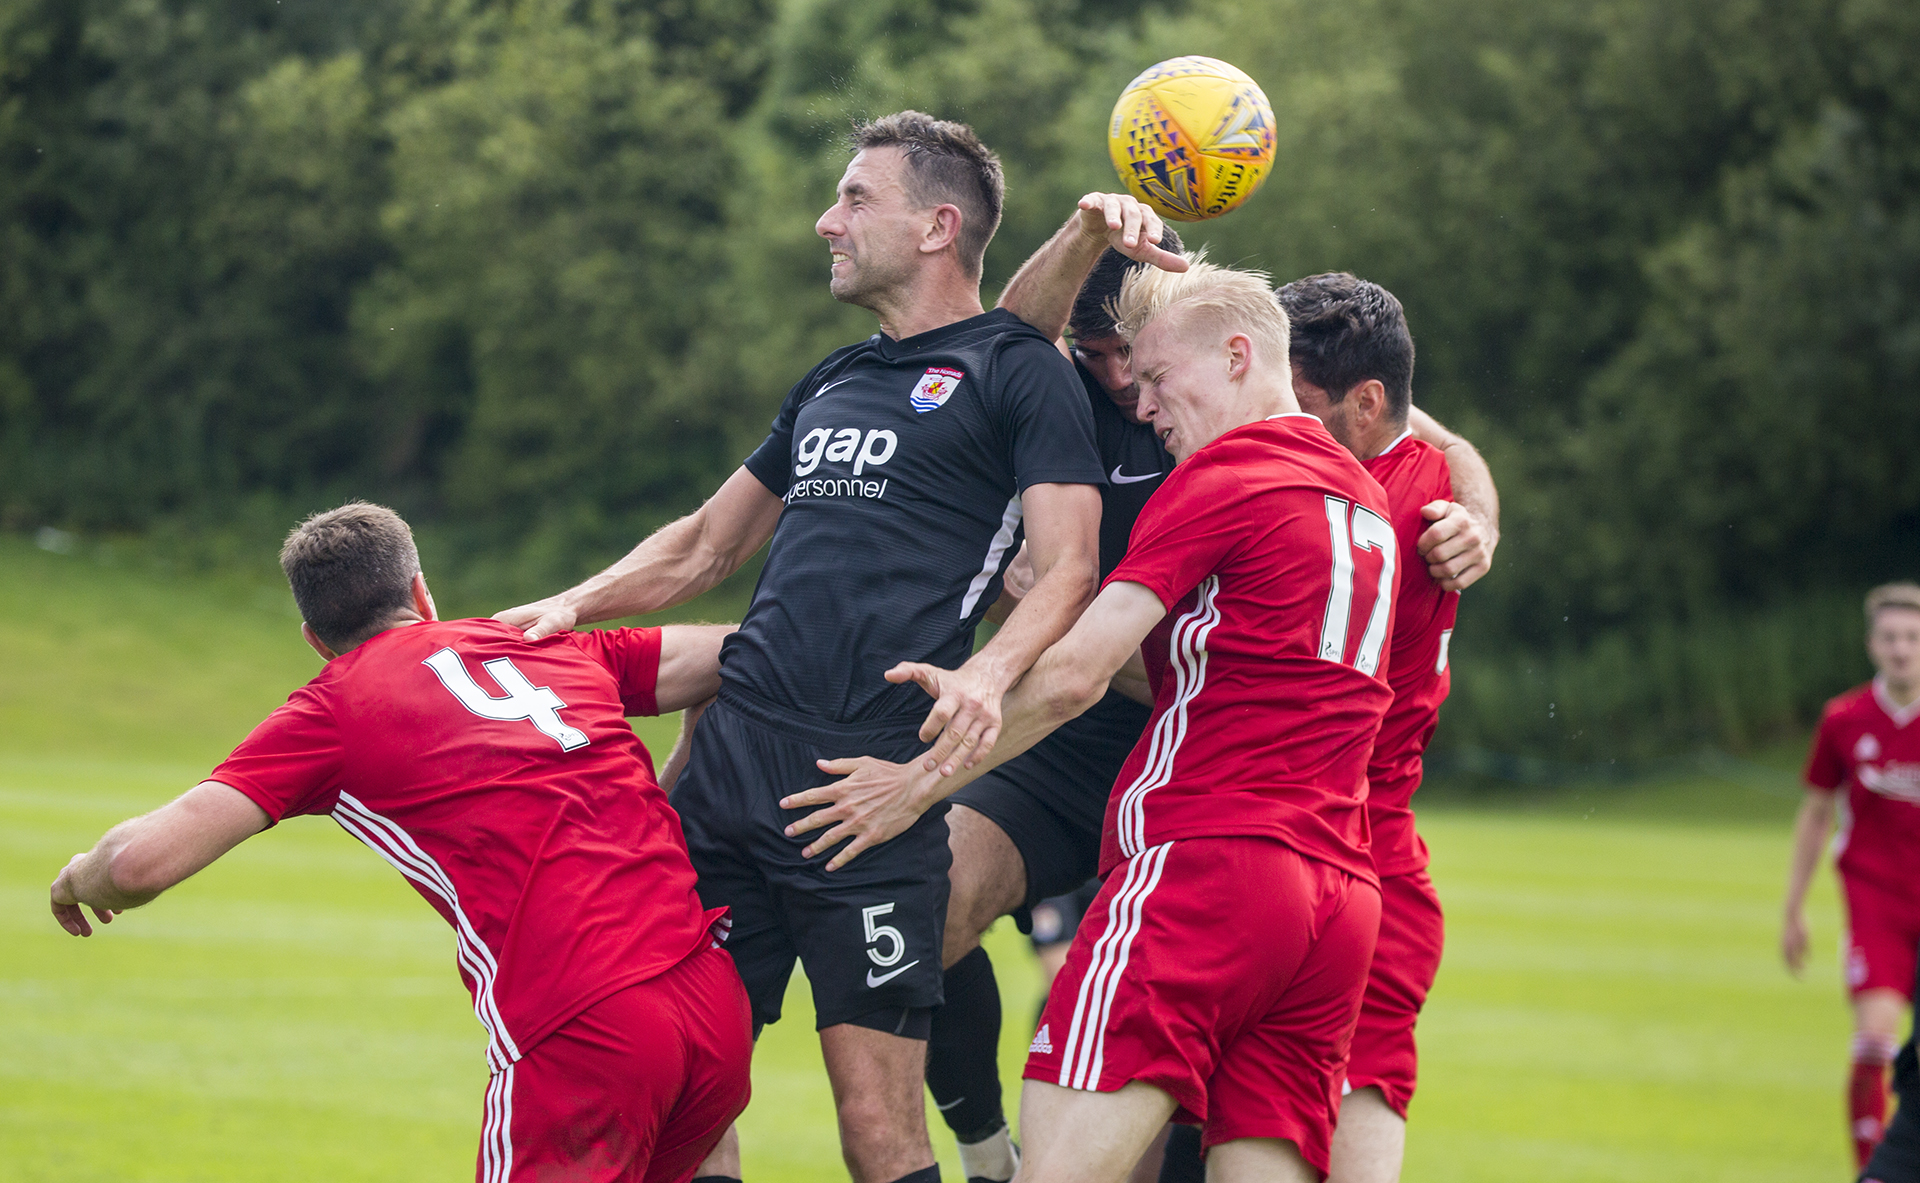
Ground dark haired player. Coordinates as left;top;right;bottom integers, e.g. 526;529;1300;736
48;502;752;1183
788;257;1398;1183
1276;272;1463;1183
919;193;1499;1183
1783;582;1920;1170
497;112;1104;1183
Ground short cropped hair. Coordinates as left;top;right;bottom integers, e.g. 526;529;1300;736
1111;252;1291;370
1275;272;1415;422
280;502;421;650
1068;230;1186;343
852;111;1004;277
1866;582;1920;625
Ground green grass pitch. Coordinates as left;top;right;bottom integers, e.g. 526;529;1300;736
0;538;1857;1180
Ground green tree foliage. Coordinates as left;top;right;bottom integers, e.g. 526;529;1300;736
1;0;1914;756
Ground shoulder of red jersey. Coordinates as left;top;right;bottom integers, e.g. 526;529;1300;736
1206;415;1387;500
1823;682;1878;722
1363;433;1452;506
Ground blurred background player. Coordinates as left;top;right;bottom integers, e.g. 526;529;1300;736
496;112;1104;1183
787;256;1402;1183
1782;582;1920;1170
48;502;752;1183
921;191;1501;1183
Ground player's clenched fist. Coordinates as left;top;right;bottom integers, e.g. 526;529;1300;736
1075;192;1190;274
1415;499;1495;591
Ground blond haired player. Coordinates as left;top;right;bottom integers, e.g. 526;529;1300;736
1784;582;1920;1169
786;257;1399;1183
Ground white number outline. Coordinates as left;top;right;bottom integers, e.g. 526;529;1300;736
1317;497;1396;676
862;902;906;967
423;648;590;752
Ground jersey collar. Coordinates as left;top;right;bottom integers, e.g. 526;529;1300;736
1374;427;1415;458
1874;676;1920;728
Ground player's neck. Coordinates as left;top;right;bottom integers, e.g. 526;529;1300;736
872;266;985;342
1880;674;1920;710
1353;418;1411;460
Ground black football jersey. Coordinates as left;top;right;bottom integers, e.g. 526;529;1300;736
1082;359;1176;579
725;309;1105;725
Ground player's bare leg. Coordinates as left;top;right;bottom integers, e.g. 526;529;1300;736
1204;1137;1319;1183
821;1023;938;1183
1852;987;1908;1164
1017;1079;1176;1183
1326;1086;1405;1183
943;804;1027;967
692;1123;741;1178
929;804;1028;1181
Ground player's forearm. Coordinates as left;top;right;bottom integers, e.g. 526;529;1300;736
1783;794;1833;913
558;517;741;626
964;555;1097;698
66;825;167;911
996;214;1109;341
909;650;1117;811
1411;406;1501;545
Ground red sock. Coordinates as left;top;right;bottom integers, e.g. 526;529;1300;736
1851;1034;1896;1168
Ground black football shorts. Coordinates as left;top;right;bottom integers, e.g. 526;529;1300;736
947;689;1150;909
671;686;950;1035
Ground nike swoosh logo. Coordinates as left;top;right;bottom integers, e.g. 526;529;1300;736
866;960;921;988
1110;466;1162;485
811;377;855;400
937;1097;966;1111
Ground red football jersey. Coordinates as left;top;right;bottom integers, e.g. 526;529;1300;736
208;619;720;1073
1361;432;1460;876
1805;679;1920;895
1102;414;1397;884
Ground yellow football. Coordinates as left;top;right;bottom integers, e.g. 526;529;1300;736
1107;56;1276;222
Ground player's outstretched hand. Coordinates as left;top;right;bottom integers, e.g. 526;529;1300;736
1781;910;1809;977
1416;500;1495;591
781;757;938;872
493;596;578;642
49;855;115;937
888;660;1003;776
1076;193;1189;274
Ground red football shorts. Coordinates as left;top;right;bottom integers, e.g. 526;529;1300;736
1023;836;1381;1175
1344;868;1445;1119
477;943;754;1183
1841;872;1920;999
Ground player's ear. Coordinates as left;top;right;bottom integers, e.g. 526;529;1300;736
412;572;438;622
301;623;339;663
1353;379;1388;427
921;203;964;255
1224;332;1254;382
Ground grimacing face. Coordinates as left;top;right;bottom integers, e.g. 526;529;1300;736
1131;316;1238;463
1071;334;1147;424
816;147;923;308
1869;606;1920;687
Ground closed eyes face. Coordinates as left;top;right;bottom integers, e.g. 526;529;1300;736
816;148;919;304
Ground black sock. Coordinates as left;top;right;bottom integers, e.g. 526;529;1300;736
887;1168;940;1183
925;946;1005;1141
1158;1124;1205;1183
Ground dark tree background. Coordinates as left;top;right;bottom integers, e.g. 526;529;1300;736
3;0;1915;761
